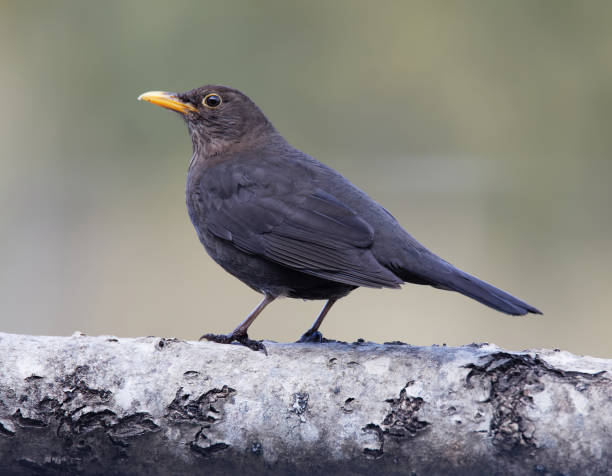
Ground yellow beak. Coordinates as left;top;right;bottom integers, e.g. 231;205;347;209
137;91;198;114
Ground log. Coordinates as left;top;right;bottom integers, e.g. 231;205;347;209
0;332;609;475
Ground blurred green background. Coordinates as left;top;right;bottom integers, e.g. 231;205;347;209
1;1;611;357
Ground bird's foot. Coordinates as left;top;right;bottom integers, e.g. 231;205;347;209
200;332;267;354
297;330;324;343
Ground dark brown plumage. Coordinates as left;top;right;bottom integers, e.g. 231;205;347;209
139;85;541;351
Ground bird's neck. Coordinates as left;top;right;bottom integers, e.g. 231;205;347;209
188;123;284;166
189;131;229;158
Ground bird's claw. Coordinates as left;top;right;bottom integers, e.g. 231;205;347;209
200;332;267;354
200;333;233;344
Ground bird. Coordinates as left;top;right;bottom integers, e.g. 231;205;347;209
138;85;541;351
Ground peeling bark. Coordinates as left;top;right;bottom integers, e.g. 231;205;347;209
0;332;609;475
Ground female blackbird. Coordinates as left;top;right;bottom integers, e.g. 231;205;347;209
139;85;541;351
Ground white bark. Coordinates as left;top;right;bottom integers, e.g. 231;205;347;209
0;332;609;475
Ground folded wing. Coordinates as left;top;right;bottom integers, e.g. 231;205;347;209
206;189;402;288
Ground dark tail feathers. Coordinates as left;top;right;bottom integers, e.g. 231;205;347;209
433;267;541;316
393;253;542;315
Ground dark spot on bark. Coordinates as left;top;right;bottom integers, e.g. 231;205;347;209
58;408;159;450
13;408;47;428
156;337;182;351
190;427;230;457
342;397;355;413
362;423;384;458
166;385;236;424
354;338;365;344
290;392;309;416
327;357;338;368
346;361;360;368
362;383;430;457
108;412;159;440
384;340;407;345
37;396;61;413
75;438;93;456
25;374;43;382
468;342;490;348
106;338;119;342
575;382;587;392
251;441;263;456
61;366;113;403
192;441;230;457
165;387;235;459
59;409;117;437
465;352;608;453
10;383;59;433
382;390;429;438
183;370;200;379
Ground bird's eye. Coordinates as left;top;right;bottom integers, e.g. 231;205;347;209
203;93;222;108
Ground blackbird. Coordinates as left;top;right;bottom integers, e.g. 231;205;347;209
138;85;541;351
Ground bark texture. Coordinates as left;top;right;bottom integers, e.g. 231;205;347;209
0;332;609;475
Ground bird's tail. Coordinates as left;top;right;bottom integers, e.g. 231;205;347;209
393;253;541;316
432;267;541;315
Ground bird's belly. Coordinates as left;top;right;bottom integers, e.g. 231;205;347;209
198;231;355;300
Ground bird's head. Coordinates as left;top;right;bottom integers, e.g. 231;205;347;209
138;85;275;157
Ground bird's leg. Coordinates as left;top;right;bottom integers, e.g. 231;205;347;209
298;299;337;343
201;294;275;352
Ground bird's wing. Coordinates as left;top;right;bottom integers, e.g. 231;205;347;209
206;188;402;288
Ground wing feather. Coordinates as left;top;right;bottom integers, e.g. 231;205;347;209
206;187;402;288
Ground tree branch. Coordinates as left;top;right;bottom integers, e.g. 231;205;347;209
0;332;609;475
